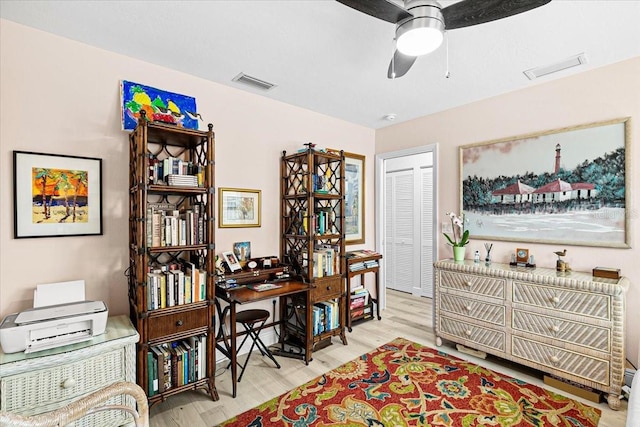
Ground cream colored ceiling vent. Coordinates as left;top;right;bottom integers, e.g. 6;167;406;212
232;72;277;90
524;53;587;80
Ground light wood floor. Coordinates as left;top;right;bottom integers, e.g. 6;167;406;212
149;289;627;426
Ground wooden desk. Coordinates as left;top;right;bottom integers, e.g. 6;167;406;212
215;280;310;397
346;253;382;331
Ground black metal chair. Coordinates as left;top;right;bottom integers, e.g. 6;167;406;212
230;309;281;381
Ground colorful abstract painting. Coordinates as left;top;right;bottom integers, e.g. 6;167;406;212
121;80;199;130
31;166;89;224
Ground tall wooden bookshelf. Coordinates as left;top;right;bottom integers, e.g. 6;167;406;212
280;147;348;362
128;110;218;405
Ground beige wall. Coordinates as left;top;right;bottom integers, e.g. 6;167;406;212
0;20;375;318
376;56;640;364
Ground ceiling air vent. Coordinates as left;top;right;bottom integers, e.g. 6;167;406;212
523;53;587;80
232;72;277;91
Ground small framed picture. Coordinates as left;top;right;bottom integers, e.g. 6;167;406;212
222;250;242;273
516;248;529;264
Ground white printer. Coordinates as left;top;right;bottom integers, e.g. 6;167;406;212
0;300;108;354
0;280;108;354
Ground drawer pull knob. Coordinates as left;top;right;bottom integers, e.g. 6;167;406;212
176;320;184;327
550;355;560;364
552;325;560;332
62;378;76;389
465;305;472;312
465;330;472;336
327;286;331;291
552;296;560;304
465;281;472;287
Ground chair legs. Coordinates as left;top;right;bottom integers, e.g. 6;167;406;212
227;309;281;382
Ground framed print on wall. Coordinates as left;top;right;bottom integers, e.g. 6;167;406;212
14;151;103;238
460;117;630;248
345;152;365;244
218;188;261;228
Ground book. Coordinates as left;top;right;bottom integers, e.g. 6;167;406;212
247;283;283;292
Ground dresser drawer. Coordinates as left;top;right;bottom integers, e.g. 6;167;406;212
513;282;610;320
440;271;505;299
1;349;125;416
512;309;610;352
512;336;609;386
439;293;506;326
148;307;209;341
311;276;343;301
439;315;505;352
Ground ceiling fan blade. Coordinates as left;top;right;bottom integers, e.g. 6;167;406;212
387;50;417;79
336;0;412;24
442;0;551;30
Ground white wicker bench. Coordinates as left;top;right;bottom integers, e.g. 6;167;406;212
0;381;148;427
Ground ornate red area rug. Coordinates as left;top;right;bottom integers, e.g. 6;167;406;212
219;337;601;426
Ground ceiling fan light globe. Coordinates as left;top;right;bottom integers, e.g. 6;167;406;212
396;16;444;56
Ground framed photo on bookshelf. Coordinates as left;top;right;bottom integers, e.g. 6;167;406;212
218;187;261;228
345;152;365;244
13;151;103;238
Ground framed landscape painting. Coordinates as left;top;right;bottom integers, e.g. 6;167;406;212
14;151;103;238
460;117;630;248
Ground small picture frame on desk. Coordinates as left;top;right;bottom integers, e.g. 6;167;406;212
222;251;242;273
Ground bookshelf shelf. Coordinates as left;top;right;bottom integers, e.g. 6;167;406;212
280;147;348;361
346;251;382;331
128;111;218;406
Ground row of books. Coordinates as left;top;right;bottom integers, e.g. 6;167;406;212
312;244;340;278
147;261;206;310
147;335;207;396
312;300;340;335
148;156;204;187
348;259;379;272
346;249;381;258
147;203;205;248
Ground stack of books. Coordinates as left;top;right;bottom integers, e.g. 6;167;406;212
167;174;198;187
350;287;371;320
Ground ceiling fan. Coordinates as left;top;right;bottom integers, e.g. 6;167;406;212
336;0;552;78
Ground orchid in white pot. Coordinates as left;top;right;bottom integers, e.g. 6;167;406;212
443;212;469;247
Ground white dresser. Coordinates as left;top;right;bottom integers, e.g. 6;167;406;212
434;260;627;410
0;315;139;425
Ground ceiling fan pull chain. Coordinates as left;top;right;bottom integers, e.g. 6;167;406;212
445;31;450;79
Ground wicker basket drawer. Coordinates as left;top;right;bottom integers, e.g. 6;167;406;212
440;271;505;299
513;282;610;320
1;349;125;416
512;309;610;352
439;293;505;326
310;275;343;301
439;315;505;352
512;336;609;386
148;307;209;341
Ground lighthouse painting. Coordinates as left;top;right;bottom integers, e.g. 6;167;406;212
460;117;629;248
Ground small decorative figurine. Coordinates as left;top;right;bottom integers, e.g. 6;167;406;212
554;249;567;271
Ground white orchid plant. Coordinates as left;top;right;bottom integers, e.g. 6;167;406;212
444;212;469;247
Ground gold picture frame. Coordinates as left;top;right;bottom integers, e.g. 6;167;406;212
218;187;261;228
344;152;365;245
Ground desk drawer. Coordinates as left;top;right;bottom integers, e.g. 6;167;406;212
1;349;125;416
148;307;209;341
311;276;343;301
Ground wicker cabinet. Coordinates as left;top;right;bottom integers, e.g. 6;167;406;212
0;316;138;426
128;112;218;404
280;148;347;361
434;260;627;410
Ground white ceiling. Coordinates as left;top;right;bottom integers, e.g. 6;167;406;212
2;0;640;129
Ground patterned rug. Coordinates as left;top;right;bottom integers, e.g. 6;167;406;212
218;337;601;426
